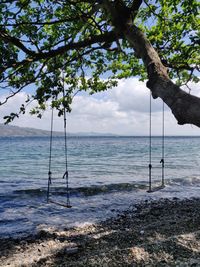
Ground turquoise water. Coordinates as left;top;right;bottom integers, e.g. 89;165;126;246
0;136;200;238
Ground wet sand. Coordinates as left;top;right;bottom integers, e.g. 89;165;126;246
1;197;200;266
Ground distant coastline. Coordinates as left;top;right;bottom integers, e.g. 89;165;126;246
0;124;117;137
0;124;200;137
0;123;63;137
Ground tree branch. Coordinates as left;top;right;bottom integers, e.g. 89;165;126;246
0;30;120;72
0;29;36;56
103;1;200;128
130;0;143;19
124;25;200;127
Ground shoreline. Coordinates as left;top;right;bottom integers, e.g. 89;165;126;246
1;197;200;266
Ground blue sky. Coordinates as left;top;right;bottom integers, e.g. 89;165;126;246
0;77;200;135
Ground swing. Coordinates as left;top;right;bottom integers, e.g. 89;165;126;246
147;92;165;193
47;74;72;208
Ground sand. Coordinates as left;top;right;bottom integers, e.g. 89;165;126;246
1;197;200;266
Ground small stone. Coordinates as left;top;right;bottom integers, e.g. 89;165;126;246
65;246;79;255
58;237;66;242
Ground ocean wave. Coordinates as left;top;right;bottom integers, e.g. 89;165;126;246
70;183;147;196
12;182;148;197
10;177;200;199
167;176;200;187
0;217;29;225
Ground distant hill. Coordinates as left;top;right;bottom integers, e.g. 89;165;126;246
0;124;63;137
0;124;117;137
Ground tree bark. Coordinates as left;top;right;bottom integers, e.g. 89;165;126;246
124;24;200;127
103;0;200;127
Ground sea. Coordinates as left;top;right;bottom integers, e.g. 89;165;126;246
0;135;200;238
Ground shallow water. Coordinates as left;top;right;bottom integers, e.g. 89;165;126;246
0;136;200;238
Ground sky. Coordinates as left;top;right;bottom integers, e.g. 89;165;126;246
0;78;200;136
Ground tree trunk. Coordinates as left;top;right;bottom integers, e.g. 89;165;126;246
103;1;200;128
124;24;200;127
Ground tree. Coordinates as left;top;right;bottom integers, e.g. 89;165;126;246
0;0;199;125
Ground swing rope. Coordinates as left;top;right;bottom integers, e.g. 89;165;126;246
62;71;71;208
148;92;152;192
46;70;71;208
47;107;54;202
160;100;165;188
148;93;165;192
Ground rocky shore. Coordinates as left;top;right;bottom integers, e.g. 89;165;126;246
1;197;200;266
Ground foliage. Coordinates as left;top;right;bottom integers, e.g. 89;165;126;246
0;0;199;122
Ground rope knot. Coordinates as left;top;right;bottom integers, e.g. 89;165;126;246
63;171;68;179
160;158;164;164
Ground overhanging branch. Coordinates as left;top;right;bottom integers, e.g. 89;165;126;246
0;30;120;72
0;29;36;56
103;0;200;128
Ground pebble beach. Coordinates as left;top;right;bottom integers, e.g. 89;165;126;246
1;197;200;266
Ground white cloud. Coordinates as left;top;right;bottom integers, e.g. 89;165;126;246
0;78;200;135
106;78;162;113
